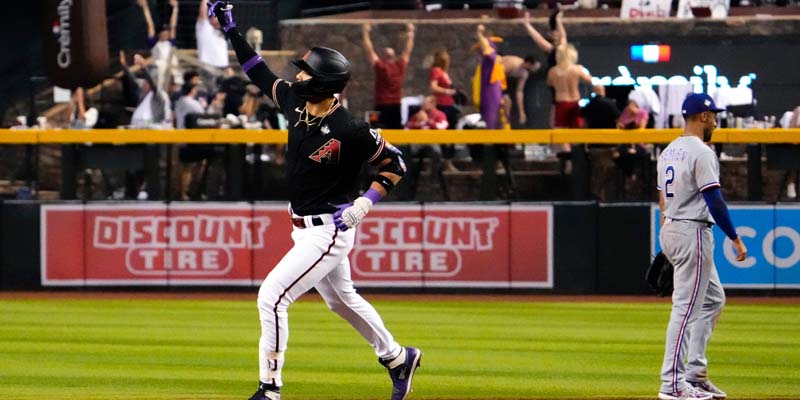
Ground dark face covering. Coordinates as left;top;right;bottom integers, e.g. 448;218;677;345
703;128;713;142
701;112;715;142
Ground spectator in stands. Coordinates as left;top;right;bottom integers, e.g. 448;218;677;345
68;87;98;129
138;0;180;91
548;44;592;130
430;49;459;171
547;43;591;175
219;68;249;116
582;85;621;200
582;85;620;129
398;95;449;200
614;100;650;197
475;24;508;130
174;81;209;201
617;100;648;130
407;95;449;131
430;49;459;128
469;25;515;196
119;50;142;112
628;86;661;128
175;82;206;129
206;91;227;115
130;54;172;127
501;54;541;126
362;22;415;129
522;10;567;73
196;0;230;82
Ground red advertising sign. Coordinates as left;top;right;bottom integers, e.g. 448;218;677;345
350;204;552;288
41;203;552;288
41;203;291;286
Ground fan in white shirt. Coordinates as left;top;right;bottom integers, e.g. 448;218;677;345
196;0;230;69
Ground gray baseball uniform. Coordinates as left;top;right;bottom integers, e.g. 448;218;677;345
657;136;726;394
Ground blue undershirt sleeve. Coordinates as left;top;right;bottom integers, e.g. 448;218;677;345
702;187;738;240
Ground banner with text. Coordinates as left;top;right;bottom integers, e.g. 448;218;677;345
620;0;672;19
41;203;553;288
651;205;800;288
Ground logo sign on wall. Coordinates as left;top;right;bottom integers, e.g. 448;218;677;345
620;0;672;19
40;203;290;286
652;205;800;288
350;204;552;288
41;203;553;289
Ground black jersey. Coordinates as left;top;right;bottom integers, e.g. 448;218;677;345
270;79;385;216
224;27;387;215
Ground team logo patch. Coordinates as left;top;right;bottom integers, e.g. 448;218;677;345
369;128;382;146
309;138;341;163
321;124;330;135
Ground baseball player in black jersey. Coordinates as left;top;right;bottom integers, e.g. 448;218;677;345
207;3;421;400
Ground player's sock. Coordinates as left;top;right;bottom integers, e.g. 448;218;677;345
258;381;280;393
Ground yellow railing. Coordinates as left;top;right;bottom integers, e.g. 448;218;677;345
0;128;798;144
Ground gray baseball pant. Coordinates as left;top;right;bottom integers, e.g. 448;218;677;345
659;219;726;394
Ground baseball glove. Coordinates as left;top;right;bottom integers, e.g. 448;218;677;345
646;251;674;296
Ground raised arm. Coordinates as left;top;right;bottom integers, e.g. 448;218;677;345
138;0;156;39
208;2;282;102
198;0;209;22
522;11;553;53
361;24;379;65
554;11;567;47
168;0;179;40
400;23;415;63
476;24;493;55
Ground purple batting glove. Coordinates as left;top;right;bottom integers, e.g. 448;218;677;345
207;1;236;32
333;202;353;231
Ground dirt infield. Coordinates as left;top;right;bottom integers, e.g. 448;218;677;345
2;290;799;305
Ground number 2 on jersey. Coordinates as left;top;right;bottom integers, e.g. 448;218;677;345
664;165;675;198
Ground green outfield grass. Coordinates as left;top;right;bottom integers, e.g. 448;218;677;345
0;296;798;400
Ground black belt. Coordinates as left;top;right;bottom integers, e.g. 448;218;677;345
668;218;713;228
291;216;325;229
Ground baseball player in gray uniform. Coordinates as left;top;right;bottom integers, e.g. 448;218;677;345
656;93;748;400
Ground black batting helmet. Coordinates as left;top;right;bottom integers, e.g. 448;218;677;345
291;47;350;102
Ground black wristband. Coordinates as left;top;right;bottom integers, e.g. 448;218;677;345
373;175;395;193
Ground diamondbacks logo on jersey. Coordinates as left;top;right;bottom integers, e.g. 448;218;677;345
309;138;341;163
369;128;382;146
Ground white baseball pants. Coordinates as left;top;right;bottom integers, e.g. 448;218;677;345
256;217;402;386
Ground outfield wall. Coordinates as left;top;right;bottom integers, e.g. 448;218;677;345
1;201;798;292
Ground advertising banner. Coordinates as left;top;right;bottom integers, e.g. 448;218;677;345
620;0;672;19
41;203;553;288
652;205;800;288
42;203;270;286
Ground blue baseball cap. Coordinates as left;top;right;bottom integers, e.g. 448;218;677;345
681;93;725;117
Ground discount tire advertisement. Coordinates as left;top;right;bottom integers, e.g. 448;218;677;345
41;203;553;288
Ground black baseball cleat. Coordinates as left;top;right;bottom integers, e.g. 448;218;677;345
248;382;280;400
380;347;422;400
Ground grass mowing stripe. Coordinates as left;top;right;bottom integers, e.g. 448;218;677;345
0;298;797;399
